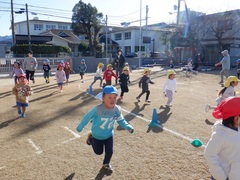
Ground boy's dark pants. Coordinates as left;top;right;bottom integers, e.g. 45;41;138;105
137;89;150;100
91;136;113;165
120;85;129;97
26;70;35;81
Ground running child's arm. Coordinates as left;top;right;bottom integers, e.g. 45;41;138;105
26;86;33;96
12;86;17;95
112;71;118;79
76;107;96;132
149;78;154;84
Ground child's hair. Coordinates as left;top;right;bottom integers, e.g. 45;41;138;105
222;116;236;128
218;81;235;96
14;61;21;67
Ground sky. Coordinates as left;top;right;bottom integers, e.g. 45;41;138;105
1;0;240;36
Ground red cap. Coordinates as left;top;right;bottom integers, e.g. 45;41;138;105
212;97;240;120
18;74;26;79
65;62;69;65
58;64;63;68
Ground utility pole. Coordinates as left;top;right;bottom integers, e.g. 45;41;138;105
145;5;149;57
26;4;31;50
139;0;142;68
11;0;15;45
177;0;181;25
105;15;108;59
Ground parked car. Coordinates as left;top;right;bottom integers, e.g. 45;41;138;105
125;52;138;58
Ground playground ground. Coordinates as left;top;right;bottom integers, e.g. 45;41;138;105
0;67;239;180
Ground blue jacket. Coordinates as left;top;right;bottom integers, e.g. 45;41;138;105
76;103;133;140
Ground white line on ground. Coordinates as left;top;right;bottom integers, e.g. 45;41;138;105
76;82;206;147
0;166;6;170
177;81;201;85
63;126;81;138
27;139;43;154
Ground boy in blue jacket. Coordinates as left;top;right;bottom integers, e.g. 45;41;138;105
76;85;134;174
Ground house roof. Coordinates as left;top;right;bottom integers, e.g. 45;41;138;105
15;34;52;44
41;29;86;44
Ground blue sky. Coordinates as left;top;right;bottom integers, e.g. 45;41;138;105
1;0;240;36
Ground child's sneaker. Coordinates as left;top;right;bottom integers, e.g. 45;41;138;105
120;96;123;100
103;164;113;174
21;113;26;118
205;104;211;112
86;132;92;145
145;100;151;103
136;97;140;102
166;104;172;107
18;109;21;114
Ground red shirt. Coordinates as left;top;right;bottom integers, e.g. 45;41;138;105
103;70;118;81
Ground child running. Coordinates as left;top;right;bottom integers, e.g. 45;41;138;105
76;85;134;174
103;64;118;86
55;64;66;92
136;68;154;103
163;70;177;107
205;76;239;112
118;66;130;100
79;59;87;82
90;62;104;88
124;62;132;73
12;74;33;117
204;96;240;180
64;62;74;85
10;61;24;84
42;59;51;84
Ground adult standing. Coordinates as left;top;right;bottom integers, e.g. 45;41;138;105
24;50;38;84
215;50;230;84
193;51;200;71
114;49;125;84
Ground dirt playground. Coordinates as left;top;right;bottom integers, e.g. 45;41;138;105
0;67;239;180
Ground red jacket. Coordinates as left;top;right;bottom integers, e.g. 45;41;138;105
103;70;118;81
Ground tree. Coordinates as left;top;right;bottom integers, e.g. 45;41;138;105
71;0;103;57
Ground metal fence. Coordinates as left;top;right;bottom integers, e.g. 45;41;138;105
0;57;72;76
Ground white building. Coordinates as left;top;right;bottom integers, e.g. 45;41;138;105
108;23;167;57
14;17;72;35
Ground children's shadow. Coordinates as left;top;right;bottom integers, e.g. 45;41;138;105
64;173;75;180
116;102;149;131
146;125;163;133
158;105;172;124
95;167;112;180
0;117;21;129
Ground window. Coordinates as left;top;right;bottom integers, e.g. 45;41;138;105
58;25;68;30
58;31;70;37
124;46;131;54
124;32;131;40
218;19;233;31
115;33;122;40
46;24;56;30
135;46;145;52
34;24;43;31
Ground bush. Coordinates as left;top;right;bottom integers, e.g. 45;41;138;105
11;44;71;56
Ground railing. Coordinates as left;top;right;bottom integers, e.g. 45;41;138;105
0;57;72;75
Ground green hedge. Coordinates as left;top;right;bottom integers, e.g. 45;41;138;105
11;44;71;55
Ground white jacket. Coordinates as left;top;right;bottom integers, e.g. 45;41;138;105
163;79;176;93
204;121;240;180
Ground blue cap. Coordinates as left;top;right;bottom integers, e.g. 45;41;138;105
44;59;49;63
102;85;118;95
237;59;240;63
81;59;85;62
